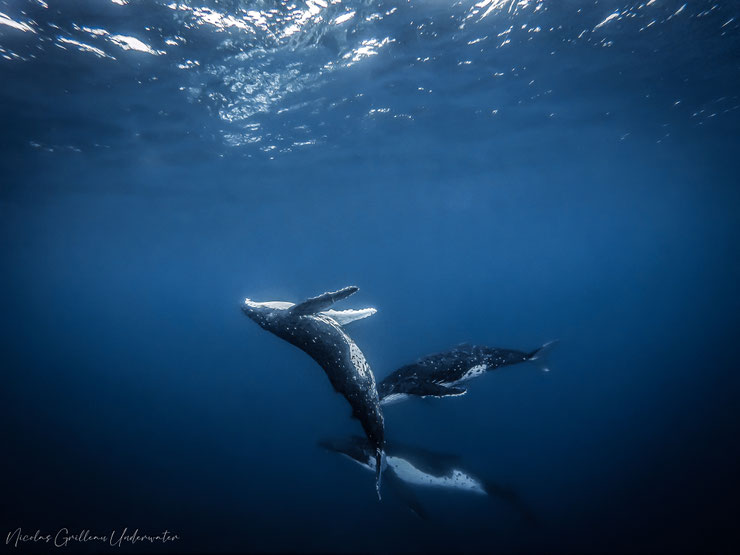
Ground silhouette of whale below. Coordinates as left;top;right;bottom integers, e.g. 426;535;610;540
320;435;537;522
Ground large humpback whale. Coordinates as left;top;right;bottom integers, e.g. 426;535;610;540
378;341;556;405
241;286;385;496
320;436;536;522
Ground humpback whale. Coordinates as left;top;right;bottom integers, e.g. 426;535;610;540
241;286;385;496
378;341;557;405
320;436;536;522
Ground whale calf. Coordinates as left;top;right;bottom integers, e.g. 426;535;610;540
241;286;385;496
378;341;556;405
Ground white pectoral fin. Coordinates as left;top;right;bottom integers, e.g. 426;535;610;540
320;308;377;326
291;286;359;315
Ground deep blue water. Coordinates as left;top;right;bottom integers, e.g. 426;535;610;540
2;0;740;553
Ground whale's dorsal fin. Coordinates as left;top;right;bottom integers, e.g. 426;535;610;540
321;308;377;326
291;286;359;316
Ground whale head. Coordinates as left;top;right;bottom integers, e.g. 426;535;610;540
241;298;294;328
377;377;410;405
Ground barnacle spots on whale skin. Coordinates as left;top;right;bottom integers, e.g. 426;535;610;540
349;341;371;380
312;312;375;386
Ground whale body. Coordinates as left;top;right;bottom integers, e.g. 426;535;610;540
241;286;385;496
320;436;536;522
378;341;556;405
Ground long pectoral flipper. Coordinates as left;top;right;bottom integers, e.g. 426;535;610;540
321;307;377;326
410;382;467;398
291;286;359;316
385;468;429;520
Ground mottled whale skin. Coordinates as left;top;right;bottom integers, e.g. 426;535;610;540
378;341;556;405
241;286;385;496
320;436;536;522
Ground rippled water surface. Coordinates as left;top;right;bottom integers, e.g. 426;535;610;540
2;0;740;553
3;0;738;160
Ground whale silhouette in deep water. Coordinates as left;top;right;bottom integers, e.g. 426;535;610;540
378;341;557;405
241;286;385;496
320;436;537;522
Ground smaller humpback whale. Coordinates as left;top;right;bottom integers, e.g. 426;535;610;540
320;436;536;522
378;341;557;405
241;286;385;497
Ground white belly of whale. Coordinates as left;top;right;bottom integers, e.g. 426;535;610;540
386;456;486;495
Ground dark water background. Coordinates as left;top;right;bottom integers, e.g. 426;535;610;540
2;0;740;552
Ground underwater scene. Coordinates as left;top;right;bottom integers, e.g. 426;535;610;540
2;0;740;553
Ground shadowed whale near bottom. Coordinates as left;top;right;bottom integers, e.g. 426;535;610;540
320;436;537;523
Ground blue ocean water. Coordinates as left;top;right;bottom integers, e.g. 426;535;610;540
2;0;740;552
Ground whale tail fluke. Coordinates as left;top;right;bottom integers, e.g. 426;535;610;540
527;340;558;372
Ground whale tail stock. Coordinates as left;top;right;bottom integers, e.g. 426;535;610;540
527;340;558;372
375;448;385;501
